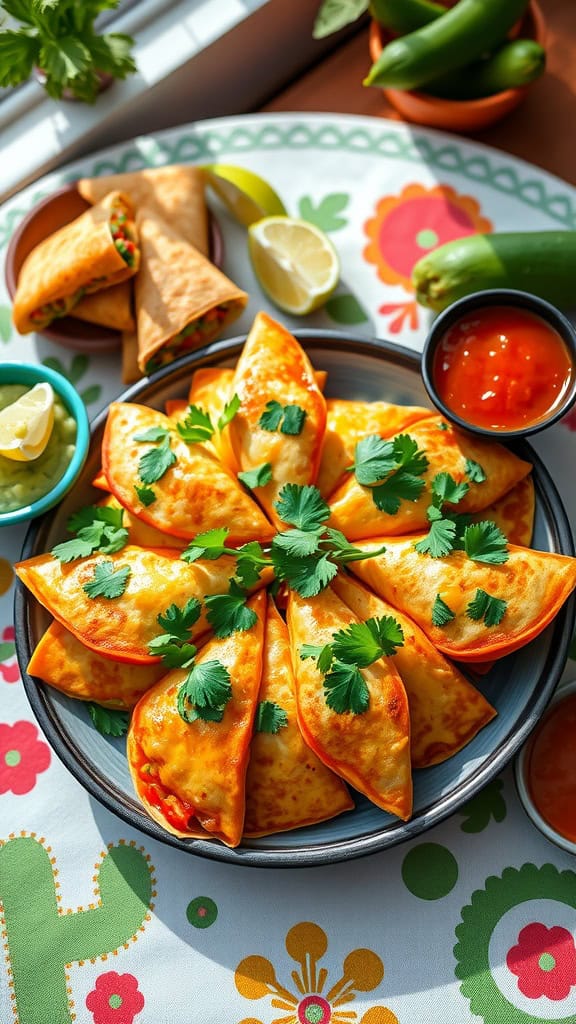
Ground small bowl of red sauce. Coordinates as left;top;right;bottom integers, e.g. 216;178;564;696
515;678;576;855
421;289;576;439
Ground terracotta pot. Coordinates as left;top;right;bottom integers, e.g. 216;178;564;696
368;0;546;132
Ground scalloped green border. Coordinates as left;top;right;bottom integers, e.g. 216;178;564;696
454;862;576;1024
1;121;575;253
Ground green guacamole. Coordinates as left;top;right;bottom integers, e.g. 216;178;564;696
0;385;77;514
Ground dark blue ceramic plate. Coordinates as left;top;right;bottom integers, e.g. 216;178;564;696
14;331;576;867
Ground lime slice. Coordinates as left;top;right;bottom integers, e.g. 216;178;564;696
203;164;287;227
0;382;55;462
248;216;340;316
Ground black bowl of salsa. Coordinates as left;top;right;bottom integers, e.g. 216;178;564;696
421;289;576;440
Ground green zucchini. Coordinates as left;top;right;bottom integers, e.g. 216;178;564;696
427;39;546;99
412;232;576;313
364;0;531;90
369;0;444;35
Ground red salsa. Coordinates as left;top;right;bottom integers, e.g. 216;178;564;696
527;692;576;844
433;306;573;431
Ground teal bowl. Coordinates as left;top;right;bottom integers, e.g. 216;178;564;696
0;362;90;526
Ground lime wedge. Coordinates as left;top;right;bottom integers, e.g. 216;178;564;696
0;382;55;462
203;164;287;227
248;215;340;316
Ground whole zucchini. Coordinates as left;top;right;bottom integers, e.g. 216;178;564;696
364;0;531;90
369;0;444;35
427;39;546;99
412;232;576;313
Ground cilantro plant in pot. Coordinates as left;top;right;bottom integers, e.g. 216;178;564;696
0;0;137;103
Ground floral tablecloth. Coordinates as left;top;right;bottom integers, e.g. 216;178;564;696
1;113;576;1024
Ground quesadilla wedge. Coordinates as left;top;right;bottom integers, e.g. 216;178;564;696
98;494;185;550
472;474;535;547
243;597;354;836
286;587;412;820
227;313;327;530
73;280;135;332
13;192;139;334
349;536;576;661
102;402;274;544
317;399;434;498
328;416;532;540
127;590;266;846
188;367;238;473
27;620;165;708
14;547;246;664
134;209;247;373
77;164;209;255
331;575;496;767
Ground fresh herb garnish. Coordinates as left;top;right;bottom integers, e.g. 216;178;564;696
431;594;456;627
147;598;202;666
463;521;509;564
430;472;469;508
415;509;458;558
177;660;232;723
204;580;258;638
238;463;273;490
88;704;129;737
134;426;170;443
217;393;241;431
255;701;288;734
137;435;176;485
82;561;131;599
176;404;214;443
258;400;307;435
51;505;129;563
349;433;429;514
466;589;508;626
465;459;487;484
275;483;330;530
300;615;404;714
134;484;156;506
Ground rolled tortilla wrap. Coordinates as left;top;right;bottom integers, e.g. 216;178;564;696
72;281;135;332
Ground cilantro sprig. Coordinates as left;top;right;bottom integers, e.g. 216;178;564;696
82;561;131;599
88;704;129;737
300;615;404;714
255;701;288;734
177;661;232;723
349;434;429;514
258;400;307;436
176;396;241;443
415;472;509;564
466;589;508;626
51;505;129;563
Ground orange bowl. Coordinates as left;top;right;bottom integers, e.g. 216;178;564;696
368;0;546;132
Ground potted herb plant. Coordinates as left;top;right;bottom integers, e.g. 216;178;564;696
0;0;137;104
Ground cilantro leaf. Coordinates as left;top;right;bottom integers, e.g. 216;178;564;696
300;643;333;673
147;635;197;668
371;470;426;514
280;404;307;435
177;660;232;723
181;528;230;563
466;589;508;627
272;528;324;558
87;704;129;737
431;472;470;508
323;662;370;715
432;594;456;627
52;506;129;563
393;434;429;476
255;701;288;734
157;598;202;639
463;521;509;564
438;421;449;431
258;400;284;431
138;436;176;484
272;548;338;597
235;542;268;588
274;484;331;531
82;561;131;599
204;581;258;638
465;459;487;484
323;529;387;564
238;463;273;490
414;518;457;558
330;616;403;665
67;504;123;533
217;393;241;431
134;484;156;506
349;435;397;485
176;405;214;443
134;426;170;443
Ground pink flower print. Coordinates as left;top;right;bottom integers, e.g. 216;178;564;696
507;922;576;1000
0;625;18;683
86;972;145;1024
0;720;51;794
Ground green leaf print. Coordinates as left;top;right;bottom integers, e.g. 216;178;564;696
69;353;89;384
458;778;506;833
80;385;102;405
325;293;369;325
298;193;349;231
0;305;12;342
42;355;101;407
0;641;15;661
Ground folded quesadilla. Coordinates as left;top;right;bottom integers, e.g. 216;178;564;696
73;280;135;332
13;192;139;334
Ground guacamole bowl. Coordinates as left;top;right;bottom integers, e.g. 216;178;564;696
0;363;90;527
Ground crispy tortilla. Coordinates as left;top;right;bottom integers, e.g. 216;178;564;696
243;598;354;836
73;281;135;332
127;590;266;846
13;192;139;334
77;164;209;254
134;209;247;373
332;575;496;767
287;586;412;820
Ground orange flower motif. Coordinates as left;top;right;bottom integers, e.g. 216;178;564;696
235;921;398;1024
363;183;492;334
